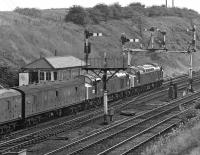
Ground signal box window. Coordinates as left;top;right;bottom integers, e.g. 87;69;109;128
40;72;44;80
54;72;57;80
46;72;51;81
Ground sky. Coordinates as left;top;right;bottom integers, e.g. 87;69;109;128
1;0;200;13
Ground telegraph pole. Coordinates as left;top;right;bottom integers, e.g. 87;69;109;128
166;0;168;7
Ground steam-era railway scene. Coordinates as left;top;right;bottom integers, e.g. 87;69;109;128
1;0;200;155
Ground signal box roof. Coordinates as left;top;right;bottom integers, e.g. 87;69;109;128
22;56;86;70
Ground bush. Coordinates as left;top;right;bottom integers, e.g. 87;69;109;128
14;7;42;18
194;101;200;109
146;6;199;18
65;5;90;25
93;4;110;21
64;3;199;25
109;3;122;19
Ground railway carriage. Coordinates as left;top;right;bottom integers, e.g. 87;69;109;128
0;89;22;134
16;79;85;126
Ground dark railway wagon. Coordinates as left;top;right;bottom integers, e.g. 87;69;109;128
16;79;85;126
0;89;22;134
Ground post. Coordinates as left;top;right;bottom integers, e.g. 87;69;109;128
166;0;168;7
84;30;90;67
103;52;108;124
163;32;166;49
103;70;108;124
188;25;196;93
151;33;154;49
193;25;196;51
85;38;89;66
188;52;194;92
127;51;132;66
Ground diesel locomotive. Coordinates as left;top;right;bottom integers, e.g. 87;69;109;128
0;64;163;135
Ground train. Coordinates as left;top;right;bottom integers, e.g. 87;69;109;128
0;64;163;135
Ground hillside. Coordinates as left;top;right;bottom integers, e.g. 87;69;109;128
0;5;200;77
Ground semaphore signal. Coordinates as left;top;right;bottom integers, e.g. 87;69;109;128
85;30;102;39
120;33;139;45
84;30;103;66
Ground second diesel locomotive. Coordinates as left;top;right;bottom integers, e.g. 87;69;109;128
0;64;163;135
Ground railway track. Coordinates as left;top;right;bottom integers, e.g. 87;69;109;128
0;87;165;154
44;90;200;155
0;72;195;142
0;74;199;154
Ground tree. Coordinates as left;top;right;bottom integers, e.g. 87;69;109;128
109;3;122;19
65;6;90;25
93;4;110;21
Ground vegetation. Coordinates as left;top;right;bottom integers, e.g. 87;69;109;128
142;112;200;155
14;7;42;18
0;67;19;87
65;6;90;25
65;3;199;25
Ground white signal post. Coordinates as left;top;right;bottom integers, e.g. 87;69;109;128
103;52;108;122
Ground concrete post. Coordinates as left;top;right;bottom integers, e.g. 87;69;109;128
103;90;108;124
127;51;132;66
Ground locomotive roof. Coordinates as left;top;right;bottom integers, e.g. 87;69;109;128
129;64;161;73
0;89;21;99
15;78;84;93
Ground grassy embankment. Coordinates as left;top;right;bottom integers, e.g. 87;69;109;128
142;108;200;155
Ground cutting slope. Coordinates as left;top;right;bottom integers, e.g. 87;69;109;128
0;9;200;77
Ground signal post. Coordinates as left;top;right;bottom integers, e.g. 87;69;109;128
164;25;197;93
187;25;196;92
83;30;127;125
144;25;197;93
